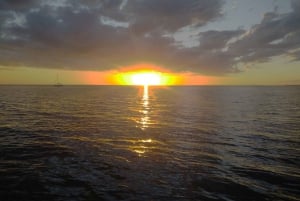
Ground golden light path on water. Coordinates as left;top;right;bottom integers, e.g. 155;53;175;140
132;85;153;156
140;85;149;130
112;67;170;156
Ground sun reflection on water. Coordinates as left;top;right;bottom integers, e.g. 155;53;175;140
139;85;150;130
132;138;153;156
131;85;154;156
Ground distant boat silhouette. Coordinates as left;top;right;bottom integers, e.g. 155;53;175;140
54;73;63;87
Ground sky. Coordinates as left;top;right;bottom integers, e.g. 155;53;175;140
0;0;299;85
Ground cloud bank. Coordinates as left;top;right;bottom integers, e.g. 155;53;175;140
0;0;299;75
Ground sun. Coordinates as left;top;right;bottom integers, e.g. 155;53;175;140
111;63;181;86
131;72;162;86
114;70;177;86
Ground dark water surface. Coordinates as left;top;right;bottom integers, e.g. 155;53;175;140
0;86;299;201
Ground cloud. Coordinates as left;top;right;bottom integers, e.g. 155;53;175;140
125;0;223;34
226;0;300;65
0;0;299;75
0;0;36;10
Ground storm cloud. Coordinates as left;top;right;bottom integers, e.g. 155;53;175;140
0;0;299;75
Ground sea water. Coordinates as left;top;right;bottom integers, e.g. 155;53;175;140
0;86;299;201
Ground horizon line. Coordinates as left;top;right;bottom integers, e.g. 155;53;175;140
0;84;299;87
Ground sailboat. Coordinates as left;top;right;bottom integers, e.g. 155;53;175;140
54;73;63;87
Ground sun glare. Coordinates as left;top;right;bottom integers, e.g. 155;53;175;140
114;70;178;86
131;72;161;86
110;63;183;86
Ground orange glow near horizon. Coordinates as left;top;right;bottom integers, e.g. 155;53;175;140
111;63;182;86
114;71;179;86
76;63;216;85
78;71;112;85
180;72;216;85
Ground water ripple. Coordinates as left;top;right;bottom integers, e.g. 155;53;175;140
0;86;299;201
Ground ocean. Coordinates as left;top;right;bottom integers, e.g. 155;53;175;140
0;86;299;201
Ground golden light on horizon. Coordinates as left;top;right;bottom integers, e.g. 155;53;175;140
112;63;181;86
107;63;217;86
131;72;161;86
113;70;180;86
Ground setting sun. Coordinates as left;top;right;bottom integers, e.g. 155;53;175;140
131;72;161;86
113;70;179;86
111;63;181;86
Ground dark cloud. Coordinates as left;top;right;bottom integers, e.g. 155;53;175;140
226;0;300;65
0;0;299;75
125;0;223;34
198;30;244;50
290;49;300;61
0;0;36;10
